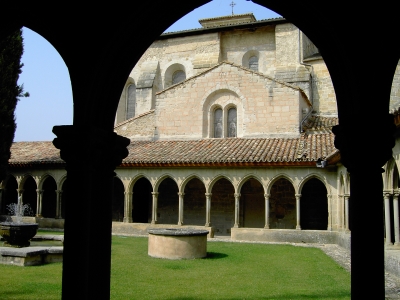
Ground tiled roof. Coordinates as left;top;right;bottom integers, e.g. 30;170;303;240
161;17;286;37
8;142;64;166
121;133;336;167
8;134;337;168
302;115;339;133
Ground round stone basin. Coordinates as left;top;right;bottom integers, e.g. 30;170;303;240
0;222;38;248
148;228;209;260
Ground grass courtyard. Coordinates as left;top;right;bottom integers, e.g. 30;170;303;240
0;235;350;299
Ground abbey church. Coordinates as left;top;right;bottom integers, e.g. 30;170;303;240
2;13;400;249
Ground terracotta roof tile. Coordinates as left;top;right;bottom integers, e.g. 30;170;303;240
8;142;64;165
8;134;338;167
122;134;337;166
302;115;338;133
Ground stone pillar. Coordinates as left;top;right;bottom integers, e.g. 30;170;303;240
393;193;400;246
327;194;332;231
36;189;43;217
234;193;240;228
264;193;270;229
344;194;350;232
52;125;130;300
178;192;185;226
384;192;392;246
332;116;395;299
295;194;301;230
55;190;63;219
123;192;133;223
205;193;212;227
151;192;159;224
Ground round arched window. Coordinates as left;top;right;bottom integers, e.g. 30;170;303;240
228;107;237;137
214;108;223;138
249;56;259;72
172;70;186;85
126;84;136;119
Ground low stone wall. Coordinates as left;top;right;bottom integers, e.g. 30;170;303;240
231;228;351;245
112;222;214;238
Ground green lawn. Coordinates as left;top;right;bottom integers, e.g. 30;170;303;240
0;236;350;300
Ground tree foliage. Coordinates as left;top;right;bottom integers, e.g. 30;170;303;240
0;27;29;182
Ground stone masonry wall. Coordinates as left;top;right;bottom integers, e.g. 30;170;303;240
114;110;156;140
155;63;306;139
220;26;276;76
309;60;337;115
130;33;220;86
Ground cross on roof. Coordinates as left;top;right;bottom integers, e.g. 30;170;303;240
230;1;236;15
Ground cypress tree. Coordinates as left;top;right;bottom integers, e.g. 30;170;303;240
0;27;29;182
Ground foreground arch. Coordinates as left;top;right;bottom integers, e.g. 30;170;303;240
1;1;399;298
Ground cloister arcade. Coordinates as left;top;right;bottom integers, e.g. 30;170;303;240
2;167;344;235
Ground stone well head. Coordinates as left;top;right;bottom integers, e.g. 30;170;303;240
147;228;209;260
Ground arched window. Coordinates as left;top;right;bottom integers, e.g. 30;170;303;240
126;84;136;119
214;108;223;138
172;70;186;85
249;56;259;72
227;107;237;137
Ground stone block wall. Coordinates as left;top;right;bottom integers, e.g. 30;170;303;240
275;23;299;67
220;26;276;76
114;110;156;140
131;33;220;86
309;59;337;115
155;63;307;139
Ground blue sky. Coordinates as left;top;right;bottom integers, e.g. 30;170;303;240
15;0;281;141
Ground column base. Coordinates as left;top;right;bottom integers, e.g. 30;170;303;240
233;224;239;228
123;217;133;223
177;222;183;226
264;225;270;229
296;225;301;230
151;221;158;225
205;223;211;227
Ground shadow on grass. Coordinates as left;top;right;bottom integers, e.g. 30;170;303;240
205;252;228;259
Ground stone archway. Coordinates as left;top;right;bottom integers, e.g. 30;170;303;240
300;178;328;230
3;176;18;215
112;177;124;222
183;178;206;226
42;176;57;218
132;177;152;223
269;178;296;229
157;177;179;225
22;176;37;216
240;178;264;228
211;178;235;236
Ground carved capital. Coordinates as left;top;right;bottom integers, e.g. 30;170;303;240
332;116;395;173
53;125;130;175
